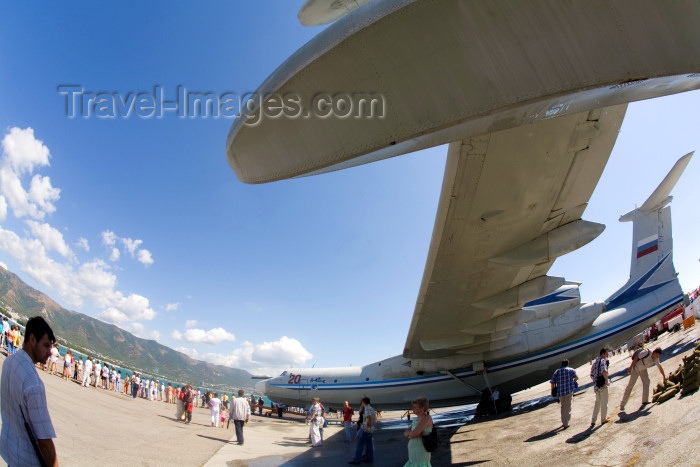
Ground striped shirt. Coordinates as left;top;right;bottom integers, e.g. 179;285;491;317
0;349;56;466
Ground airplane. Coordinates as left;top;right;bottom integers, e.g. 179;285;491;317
226;1;700;409
253;150;692;410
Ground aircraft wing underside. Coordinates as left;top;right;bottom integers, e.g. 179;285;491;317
403;104;627;363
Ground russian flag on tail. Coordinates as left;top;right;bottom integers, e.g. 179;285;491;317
637;234;659;258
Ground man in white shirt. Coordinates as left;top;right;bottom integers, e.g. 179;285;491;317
0;316;59;466
93;360;101;388
101;365;109;389
82;358;93;387
229;390;251;444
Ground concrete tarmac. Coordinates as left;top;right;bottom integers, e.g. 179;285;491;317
1;325;699;466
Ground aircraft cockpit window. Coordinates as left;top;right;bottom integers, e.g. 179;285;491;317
280;371;288;376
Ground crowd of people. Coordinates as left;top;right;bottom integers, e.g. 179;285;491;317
0;316;274;466
4;313;683;467
304;395;434;465
1;318;22;356
1;316;270;423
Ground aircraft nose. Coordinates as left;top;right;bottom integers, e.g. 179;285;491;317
255;379;268;394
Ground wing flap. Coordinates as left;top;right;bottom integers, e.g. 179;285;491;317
403;104;627;362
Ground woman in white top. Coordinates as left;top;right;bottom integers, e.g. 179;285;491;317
209;392;222;427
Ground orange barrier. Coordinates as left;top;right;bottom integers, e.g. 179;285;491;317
683;315;695;329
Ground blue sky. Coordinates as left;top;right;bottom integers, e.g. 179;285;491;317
0;2;698;376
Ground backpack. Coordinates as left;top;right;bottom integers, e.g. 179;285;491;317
590;358;606;388
634;348;654;370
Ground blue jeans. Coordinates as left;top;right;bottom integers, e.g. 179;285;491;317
344;421;352;441
353;430;374;463
233;419;245;443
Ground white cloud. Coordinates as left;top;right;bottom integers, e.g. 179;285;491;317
28;175;60;216
0;171;59;219
175;346;199;359
0;226;80;306
0;261;6;270
0;128;60;220
184;319;197;328
0;226;156;322
122;237;142;255
101;231;152;266
0;195;7;221
98;293;156;328
109;247;120;262
171;327;236;345
98;307;128;323
111;293;156;321
75;237;89;252
174;336;313;375
0;127;158;335
101;230;116;246
25;220;73;258
166;302;181;312
252;336;312;365
121;322;160;341
1;127;50;174
137;249;153;266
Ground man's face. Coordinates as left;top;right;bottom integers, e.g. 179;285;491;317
28;333;53;364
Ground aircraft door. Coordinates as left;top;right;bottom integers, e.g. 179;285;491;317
299;377;308;397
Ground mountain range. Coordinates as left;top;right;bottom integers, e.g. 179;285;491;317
0;267;253;390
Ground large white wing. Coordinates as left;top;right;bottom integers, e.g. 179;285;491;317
403;104;627;362
227;1;699;184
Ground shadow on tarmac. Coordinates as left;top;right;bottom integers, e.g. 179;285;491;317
524;426;566;442
615;405;653;424
198;433;238;444
254;422;472;466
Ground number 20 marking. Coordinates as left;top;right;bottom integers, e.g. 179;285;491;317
288;374;301;384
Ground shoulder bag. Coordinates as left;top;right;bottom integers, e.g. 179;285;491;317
422;423;440;452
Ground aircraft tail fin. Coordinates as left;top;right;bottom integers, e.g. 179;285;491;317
606;152;693;307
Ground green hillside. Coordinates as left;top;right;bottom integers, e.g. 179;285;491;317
0;267;252;390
